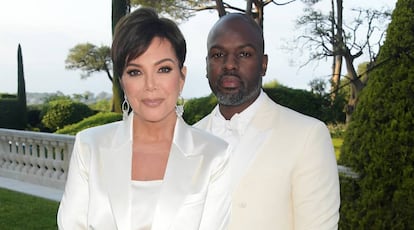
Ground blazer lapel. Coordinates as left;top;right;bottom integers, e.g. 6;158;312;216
100;115;133;230
152;117;205;230
196;95;275;190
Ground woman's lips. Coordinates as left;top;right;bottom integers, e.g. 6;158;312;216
142;98;163;107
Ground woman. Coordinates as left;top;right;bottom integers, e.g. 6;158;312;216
57;8;231;230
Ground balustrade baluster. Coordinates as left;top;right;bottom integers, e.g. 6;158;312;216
0;129;75;189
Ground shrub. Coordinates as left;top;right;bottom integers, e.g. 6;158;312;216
56;112;122;135
182;85;346;125
41;99;95;132
183;94;217;125
264;86;346;123
338;0;414;228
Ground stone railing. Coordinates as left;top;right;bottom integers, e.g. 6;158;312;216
0;128;358;192
0;128;75;190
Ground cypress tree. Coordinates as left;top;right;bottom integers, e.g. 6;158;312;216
338;0;414;228
17;44;28;129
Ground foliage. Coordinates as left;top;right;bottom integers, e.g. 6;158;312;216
0;188;58;229
131;0;210;22
0;45;28;130
56;112;122;135
331;138;343;160
264;85;346;124
291;1;392;122
17;44;28;129
89;99;112;112
263;79;280;88
182;84;346;125
338;0;414;228
0;93;16;99
65;43;112;82
294;2;391;67
41;99;95;132
326;123;347;138
26;105;44;131
0;98;25;130
183;94;217;125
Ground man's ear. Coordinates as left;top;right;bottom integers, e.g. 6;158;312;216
261;54;268;77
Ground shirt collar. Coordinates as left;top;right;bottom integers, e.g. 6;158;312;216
212;89;265;136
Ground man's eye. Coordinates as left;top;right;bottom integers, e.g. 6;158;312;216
211;52;224;59
158;66;172;73
239;51;251;57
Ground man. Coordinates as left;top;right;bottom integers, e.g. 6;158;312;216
195;13;340;229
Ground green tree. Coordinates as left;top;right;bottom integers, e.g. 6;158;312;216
41;99;95;132
65;43;112;82
17;44;27;129
130;0;209;22
293;0;392;122
338;0;414;228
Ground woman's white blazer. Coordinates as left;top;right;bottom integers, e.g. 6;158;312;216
57;115;231;230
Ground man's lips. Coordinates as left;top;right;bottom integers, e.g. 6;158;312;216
219;75;241;89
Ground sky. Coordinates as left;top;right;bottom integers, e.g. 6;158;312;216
0;0;396;99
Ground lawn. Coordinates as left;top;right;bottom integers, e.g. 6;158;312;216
0;188;59;230
332;137;343;160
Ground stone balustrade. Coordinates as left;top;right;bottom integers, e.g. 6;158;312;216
0;128;358;192
0;128;74;190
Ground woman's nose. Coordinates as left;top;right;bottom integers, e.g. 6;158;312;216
144;75;156;91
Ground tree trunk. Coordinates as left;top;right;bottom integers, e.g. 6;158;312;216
344;50;365;123
330;0;343;101
331;55;342;101
111;0;129;113
215;0;226;17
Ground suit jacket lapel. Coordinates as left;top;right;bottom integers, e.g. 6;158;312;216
100;115;133;230
152;117;205;230
196;95;275;190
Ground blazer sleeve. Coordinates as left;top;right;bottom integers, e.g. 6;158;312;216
198;146;232;230
292;122;340;230
57;134;90;229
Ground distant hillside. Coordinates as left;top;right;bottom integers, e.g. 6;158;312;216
25;91;112;105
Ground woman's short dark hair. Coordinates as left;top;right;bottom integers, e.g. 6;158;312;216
111;7;186;78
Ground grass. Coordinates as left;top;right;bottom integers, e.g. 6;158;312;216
332;138;343;160
0;188;59;230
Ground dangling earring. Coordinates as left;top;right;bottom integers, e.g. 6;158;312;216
122;94;130;120
175;93;184;117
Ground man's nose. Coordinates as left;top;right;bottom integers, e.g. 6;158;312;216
223;54;238;70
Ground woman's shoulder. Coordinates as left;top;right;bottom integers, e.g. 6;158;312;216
75;120;123;142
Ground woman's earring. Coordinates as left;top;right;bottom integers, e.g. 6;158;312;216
176;93;184;117
122;95;130;120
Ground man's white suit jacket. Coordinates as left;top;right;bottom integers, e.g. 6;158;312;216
195;93;340;230
57;115;231;230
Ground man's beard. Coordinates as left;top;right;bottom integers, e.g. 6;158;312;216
215;82;261;106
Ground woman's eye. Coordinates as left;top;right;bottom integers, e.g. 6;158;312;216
158;66;172;73
126;69;141;76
